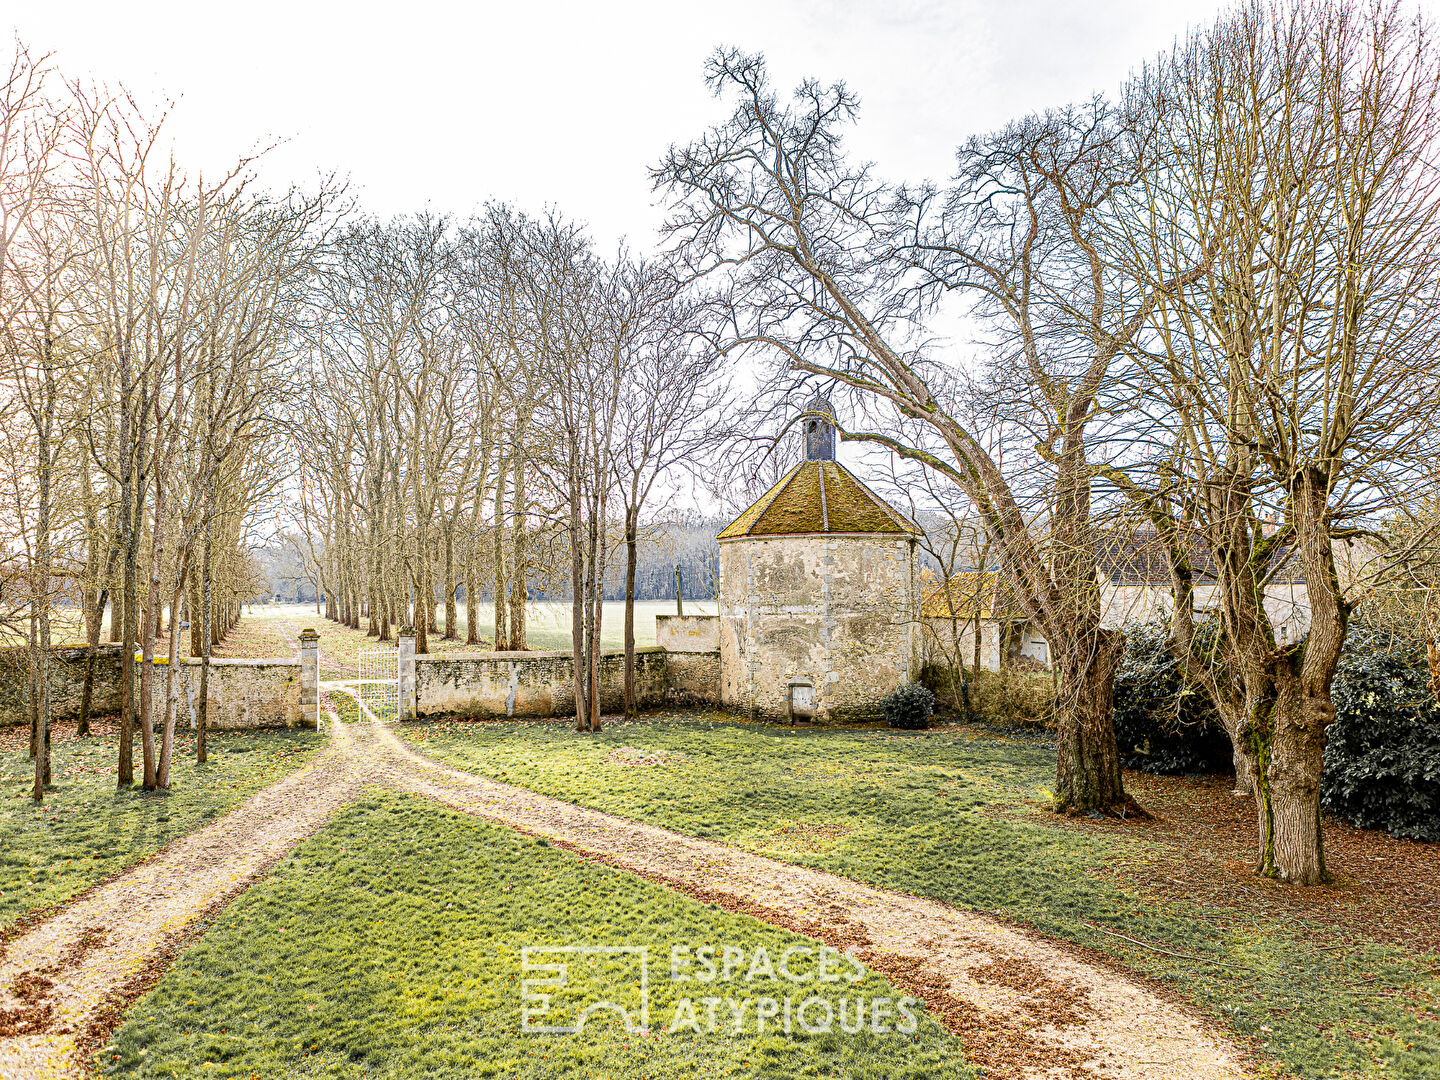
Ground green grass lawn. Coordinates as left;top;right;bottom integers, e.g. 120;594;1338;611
399;713;1440;1080
101;792;969;1079
0;722;326;929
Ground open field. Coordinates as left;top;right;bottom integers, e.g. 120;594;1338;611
437;598;716;651
12;600;715;676
401;713;1440;1080
216;602;714;678
100;790;968;1079
0;721;325;930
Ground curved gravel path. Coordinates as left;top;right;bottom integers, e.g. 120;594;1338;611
0;693;1254;1080
0;716;376;1079
369;710;1251;1080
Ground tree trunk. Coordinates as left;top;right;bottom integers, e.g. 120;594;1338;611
367;551;380;636
493;461;508;649
138;450;168;790
78;587;108;737
156;568;187;789
34;611;50;797
415;519;430;654
443;526;457;639
189;580;201;656
623;510;638;718
508;452;527;650
137;603;158;789
1265;689;1330;885
570;448;587;731
1242;672;1330;885
589;499;606;729
465;554;479;646
118;512;139;786
1052;629;1131;815
197;504;213;764
32;394;52;798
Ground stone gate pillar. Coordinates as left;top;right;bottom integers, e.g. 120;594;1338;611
298;628;320;729
398;630;416;722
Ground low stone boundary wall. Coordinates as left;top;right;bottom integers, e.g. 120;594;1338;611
415;648;670;718
0;644;124;725
665;652;721;705
655;614;721;705
146;658;307;730
1;644;317;730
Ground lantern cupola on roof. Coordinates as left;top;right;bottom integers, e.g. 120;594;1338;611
803;394;836;462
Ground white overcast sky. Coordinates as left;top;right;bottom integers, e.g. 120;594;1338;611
15;0;1421;253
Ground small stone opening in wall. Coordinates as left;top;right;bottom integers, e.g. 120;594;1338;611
786;677;816;724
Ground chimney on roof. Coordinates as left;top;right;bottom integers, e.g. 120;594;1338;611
803;394;836;462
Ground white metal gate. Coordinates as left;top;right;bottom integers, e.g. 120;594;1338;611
357;646;399;722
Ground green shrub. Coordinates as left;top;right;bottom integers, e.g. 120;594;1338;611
1110;621;1233;775
1111;621;1440;841
882;682;936;729
1322;626;1440;842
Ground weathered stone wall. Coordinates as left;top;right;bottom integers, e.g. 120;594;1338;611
656;614;720;653
718;534;920;722
655;615;722;705
415;648;669;718
665;651;721;705
0;648;306;730
146;659;306;730
0;644;124;725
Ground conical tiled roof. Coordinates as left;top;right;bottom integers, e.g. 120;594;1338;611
717;460;921;540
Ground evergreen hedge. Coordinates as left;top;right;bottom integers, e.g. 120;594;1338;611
1321;626;1440;842
882;682;936;730
1111;621;1440;841
1110;621;1232;775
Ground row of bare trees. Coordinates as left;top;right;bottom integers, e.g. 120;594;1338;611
0;44;334;797
655;0;1440;883
289;206;727;731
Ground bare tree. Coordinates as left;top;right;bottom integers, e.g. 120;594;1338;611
1114;0;1440;881
654;52;1204;812
611;262;727;715
0;43;70;800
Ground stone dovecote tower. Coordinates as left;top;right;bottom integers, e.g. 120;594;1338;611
715;399;922;721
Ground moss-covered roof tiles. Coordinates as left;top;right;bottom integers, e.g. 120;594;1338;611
920;570;1025;620
717;460;921;540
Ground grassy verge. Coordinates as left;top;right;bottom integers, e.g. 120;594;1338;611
101;791;969;1079
400;713;1440;1080
0;721;325;929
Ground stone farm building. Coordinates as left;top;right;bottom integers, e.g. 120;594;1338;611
920;534;1314;673
712;397;924;721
